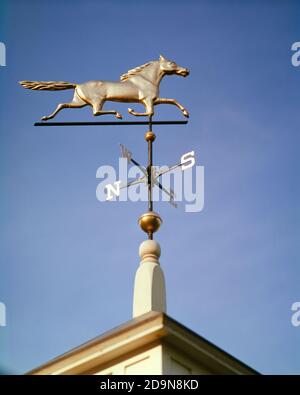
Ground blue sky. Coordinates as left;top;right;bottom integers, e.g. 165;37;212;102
0;0;299;374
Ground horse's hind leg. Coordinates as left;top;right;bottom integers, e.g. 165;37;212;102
41;92;87;121
92;99;122;119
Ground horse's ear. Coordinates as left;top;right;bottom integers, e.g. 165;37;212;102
159;54;167;62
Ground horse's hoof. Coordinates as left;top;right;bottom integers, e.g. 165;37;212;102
182;109;189;118
41;116;49;121
128;108;133;114
116;112;122;119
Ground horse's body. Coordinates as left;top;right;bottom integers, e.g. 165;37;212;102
19;55;190;120
77;80;144;103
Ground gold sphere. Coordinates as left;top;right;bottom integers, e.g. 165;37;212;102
139;211;162;235
145;131;156;142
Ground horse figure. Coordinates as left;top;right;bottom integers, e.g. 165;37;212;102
19;55;190;121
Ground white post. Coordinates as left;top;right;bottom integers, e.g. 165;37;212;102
133;240;166;318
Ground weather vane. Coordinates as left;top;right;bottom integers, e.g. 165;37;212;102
19;55;192;239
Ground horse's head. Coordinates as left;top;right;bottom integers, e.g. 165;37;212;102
159;54;190;77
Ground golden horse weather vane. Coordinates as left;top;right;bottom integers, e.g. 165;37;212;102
21;55;193;240
19;55;189;121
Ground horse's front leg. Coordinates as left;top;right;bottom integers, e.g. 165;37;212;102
128;99;154;117
154;98;189;118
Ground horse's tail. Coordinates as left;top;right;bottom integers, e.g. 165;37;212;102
19;80;77;91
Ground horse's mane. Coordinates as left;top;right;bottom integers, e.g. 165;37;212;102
120;61;155;81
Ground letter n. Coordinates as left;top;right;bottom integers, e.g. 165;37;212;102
105;181;121;201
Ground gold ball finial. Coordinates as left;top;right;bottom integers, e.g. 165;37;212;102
138;211;162;237
145;131;156;142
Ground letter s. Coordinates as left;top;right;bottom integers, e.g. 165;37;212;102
181;151;195;171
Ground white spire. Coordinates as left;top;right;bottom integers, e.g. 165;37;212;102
133;240;166;318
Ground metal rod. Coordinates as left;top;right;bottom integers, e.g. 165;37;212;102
34;120;188;127
148;147;153;212
149;116;153;132
148;116;153;240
